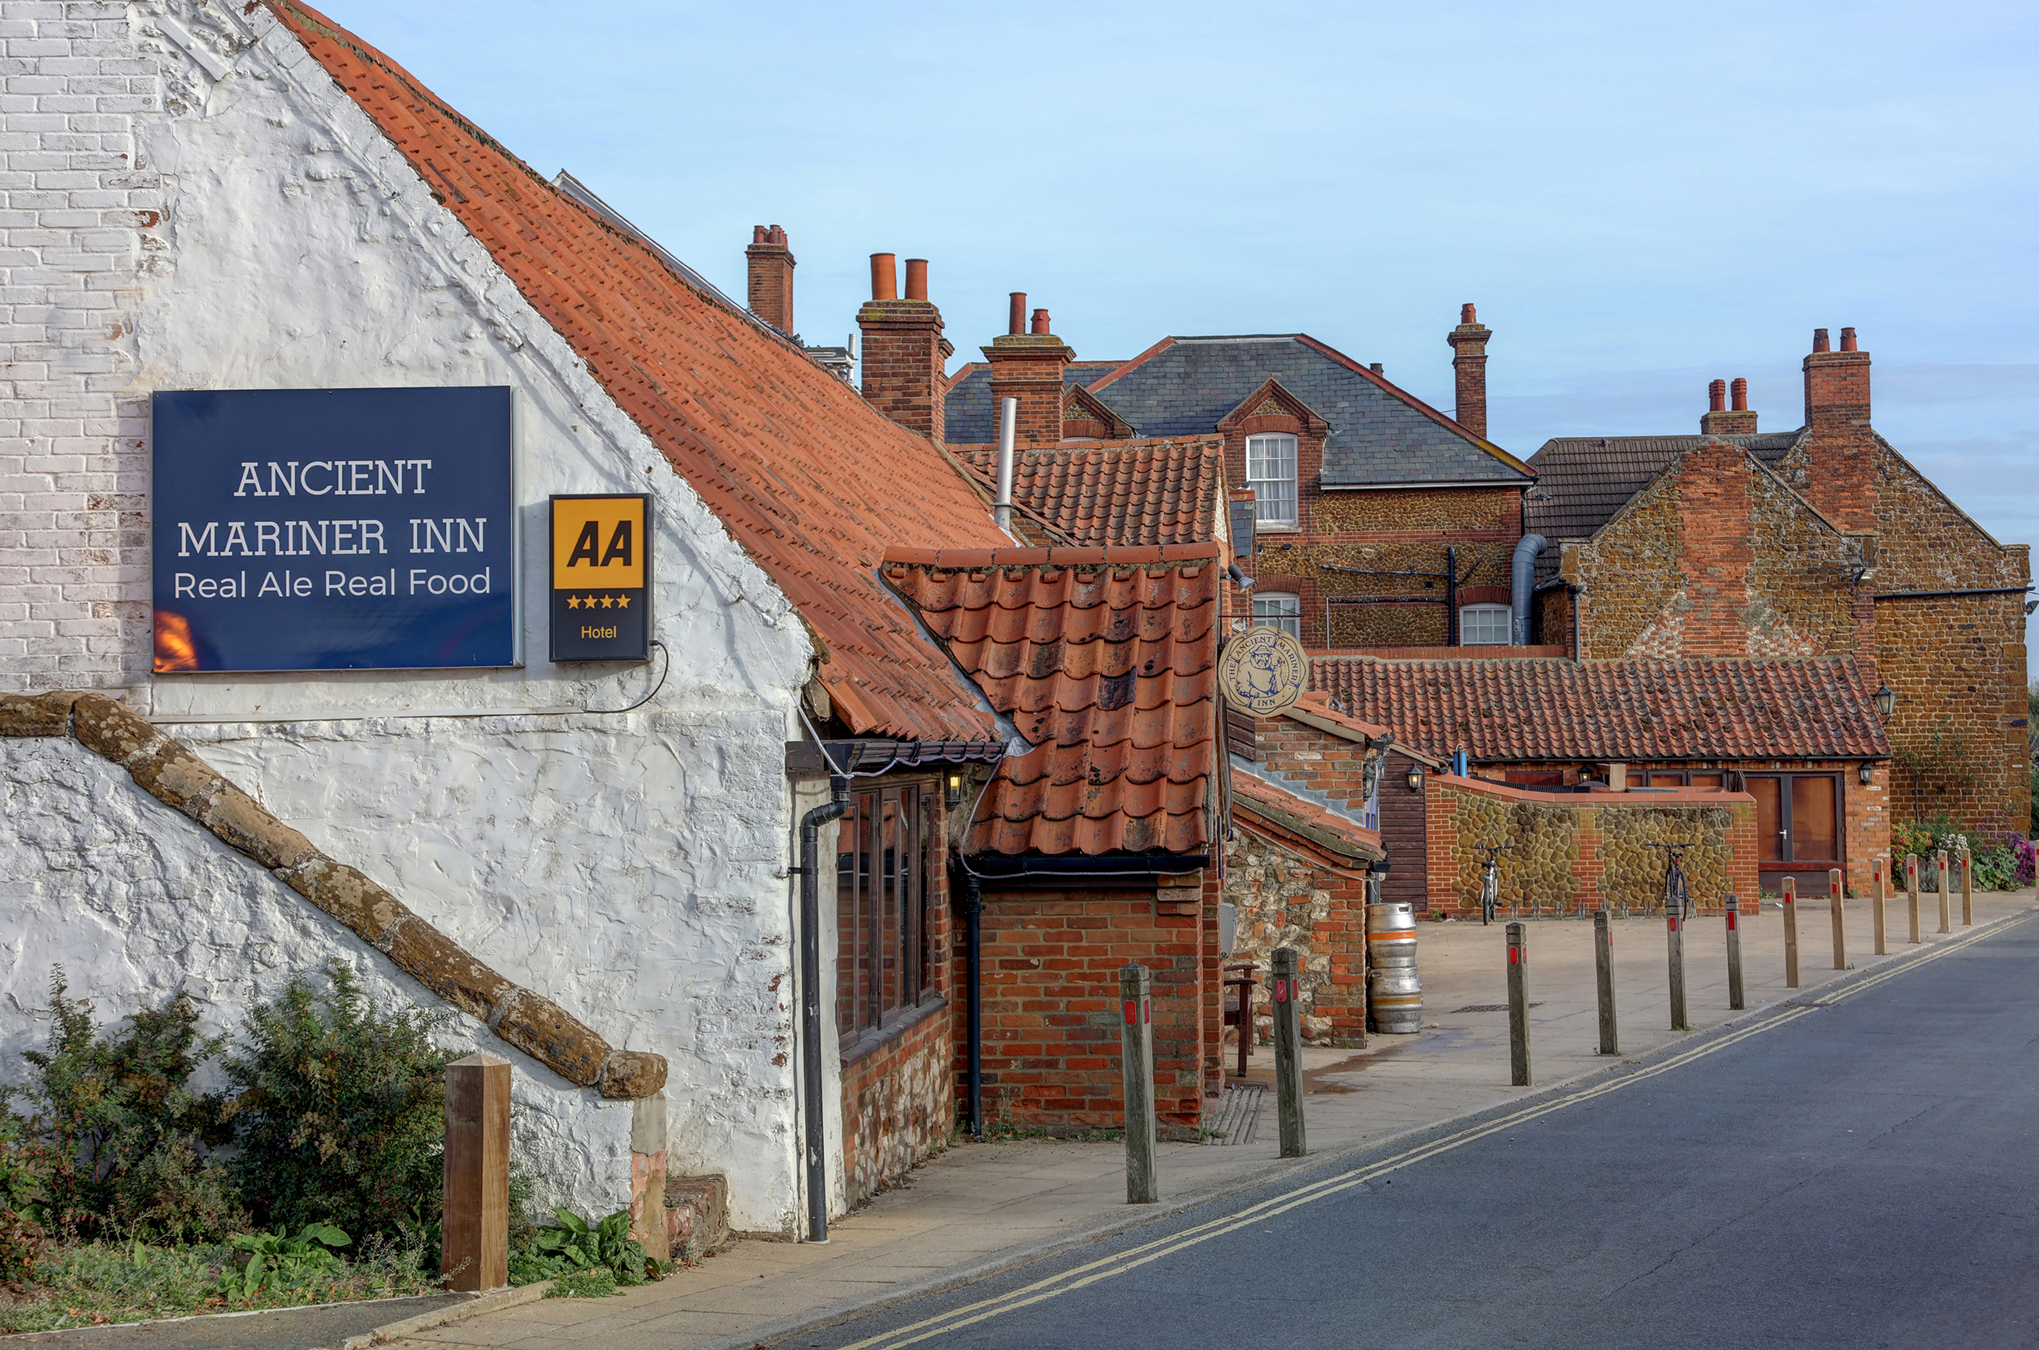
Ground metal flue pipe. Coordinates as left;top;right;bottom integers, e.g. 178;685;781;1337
994;397;1017;534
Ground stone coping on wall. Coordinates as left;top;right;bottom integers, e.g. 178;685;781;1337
1438;772;1756;807
0;690;667;1100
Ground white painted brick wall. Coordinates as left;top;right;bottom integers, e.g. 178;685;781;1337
0;0;154;692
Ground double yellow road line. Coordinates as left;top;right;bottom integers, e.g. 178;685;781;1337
835;911;2029;1350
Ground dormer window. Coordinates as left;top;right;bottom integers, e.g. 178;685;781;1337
1246;434;1298;527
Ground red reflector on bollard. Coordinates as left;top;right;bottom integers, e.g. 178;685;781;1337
1123;1000;1135;1026
1508;947;1521;964
1143;997;1150;1025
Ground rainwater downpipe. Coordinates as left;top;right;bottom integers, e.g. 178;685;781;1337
993;396;1017;534
1509;533;1548;646
963;874;985;1137
798;773;850;1242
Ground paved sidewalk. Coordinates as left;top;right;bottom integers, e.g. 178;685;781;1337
391;888;2037;1350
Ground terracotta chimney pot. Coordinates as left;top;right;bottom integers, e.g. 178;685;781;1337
1731;377;1748;411
1839;326;1858;352
1708;379;1727;413
1030;308;1050;336
1813;327;1830;353
903;258;928;301
870;253;897;302
1008;293;1026;335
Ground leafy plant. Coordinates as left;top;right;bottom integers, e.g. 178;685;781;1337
509;1207;657;1289
1892;719;1979;819
2;972;236;1242
545;1266;619;1299
212;1223;350;1302
221;962;451;1243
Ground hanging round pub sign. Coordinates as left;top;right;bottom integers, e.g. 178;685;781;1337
1218;626;1308;716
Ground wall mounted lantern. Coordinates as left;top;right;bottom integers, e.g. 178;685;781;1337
946;773;964;809
1873;684;1897;722
1406;763;1425;792
1858;761;1875;785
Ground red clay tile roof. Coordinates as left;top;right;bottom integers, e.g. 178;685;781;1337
882;544;1223;856
272;2;1005;740
1229;770;1383;870
950;438;1226;547
1310;656;1891;763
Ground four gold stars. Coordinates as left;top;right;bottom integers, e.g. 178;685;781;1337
563;593;633;609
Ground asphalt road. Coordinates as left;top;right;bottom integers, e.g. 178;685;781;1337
790;912;2039;1350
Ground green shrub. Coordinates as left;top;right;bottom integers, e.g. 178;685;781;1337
510;1207;658;1288
2;971;238;1243
221;962;451;1243
212;1223;350;1302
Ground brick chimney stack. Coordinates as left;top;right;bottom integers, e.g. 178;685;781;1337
1700;375;1759;435
983;293;1074;446
745;225;794;335
858;253;951;441
1801;326;1875;531
1446;303;1491;439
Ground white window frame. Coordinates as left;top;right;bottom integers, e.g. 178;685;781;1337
1253;592;1302;641
1246;433;1298;528
1459;603;1511;646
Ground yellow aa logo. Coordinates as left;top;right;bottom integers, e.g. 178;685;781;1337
552;497;646;588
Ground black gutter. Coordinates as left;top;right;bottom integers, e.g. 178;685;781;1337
1870;586;2035;600
785;739;1004;773
963;853;1212;884
797;774;849;1242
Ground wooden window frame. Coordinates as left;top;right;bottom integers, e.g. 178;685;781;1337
836;779;942;1057
1744;771;1846;874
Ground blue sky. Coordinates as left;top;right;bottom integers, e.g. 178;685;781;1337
323;0;2039;651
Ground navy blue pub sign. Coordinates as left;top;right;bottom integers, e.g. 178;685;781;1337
151;387;518;672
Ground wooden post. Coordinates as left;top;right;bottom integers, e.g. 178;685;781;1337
1961;846;1973;926
1666;902;1687;1030
1725;895;1745;1011
1506;922;1530;1087
1782;877;1800;989
1594;909;1618;1055
1906;854;1921;945
1937;849;1952;935
1119;964;1158;1204
1271;947;1307;1159
1871;858;1887;956
1829;868;1846;971
443;1053;511;1292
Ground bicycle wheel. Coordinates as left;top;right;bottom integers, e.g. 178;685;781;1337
1481;872;1496;925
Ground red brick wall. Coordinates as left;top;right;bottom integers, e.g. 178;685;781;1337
1379;749;1429;909
858;300;947;441
962;884;1210;1139
1251;712;1374;815
745;230;793;334
984;337;1073;446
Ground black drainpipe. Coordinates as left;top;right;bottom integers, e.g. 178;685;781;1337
963;874;985;1137
799;774;849;1242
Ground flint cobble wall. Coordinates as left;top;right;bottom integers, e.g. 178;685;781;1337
1424;776;1758;916
1220;828;1366;1045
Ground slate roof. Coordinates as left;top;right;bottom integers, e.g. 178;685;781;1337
1229;768;1383;869
882;544;1222;857
1525;432;1802;540
951;438;1225;547
1309;656;1890;763
1088;336;1534;488
943;360;1122;445
275;2;1008;741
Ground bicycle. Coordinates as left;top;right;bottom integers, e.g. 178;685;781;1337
1643;841;1695;920
1472;843;1515;925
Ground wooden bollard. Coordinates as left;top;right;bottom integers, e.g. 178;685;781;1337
1666;902;1688;1030
1725;895;1745;1011
1937;850;1952;935
1506;922;1530;1087
1271;947;1307;1159
1906;854;1921;945
1782;878;1800;988
1829;868;1846;970
1961;846;1973;926
443;1053;511;1292
1871;858;1887;956
1119;964;1158;1204
1594;909;1618;1055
